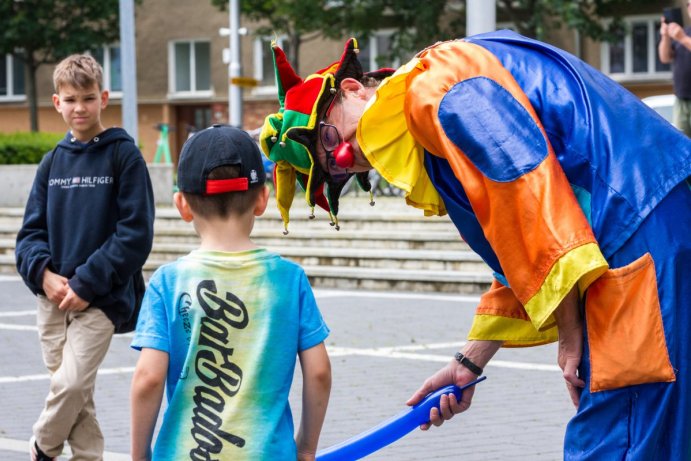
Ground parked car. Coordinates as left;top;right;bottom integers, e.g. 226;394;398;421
642;94;675;126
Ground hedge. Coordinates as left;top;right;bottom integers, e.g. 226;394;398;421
0;132;65;165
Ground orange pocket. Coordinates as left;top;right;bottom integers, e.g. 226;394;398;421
585;252;675;392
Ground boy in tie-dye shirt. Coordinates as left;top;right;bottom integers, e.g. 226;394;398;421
130;125;331;461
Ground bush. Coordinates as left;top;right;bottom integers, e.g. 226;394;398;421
0;132;64;165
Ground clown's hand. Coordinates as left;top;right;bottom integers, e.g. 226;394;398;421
406;360;477;430
406;340;501;430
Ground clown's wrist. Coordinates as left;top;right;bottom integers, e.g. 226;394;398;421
454;352;483;376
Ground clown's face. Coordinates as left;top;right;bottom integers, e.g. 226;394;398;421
316;78;376;176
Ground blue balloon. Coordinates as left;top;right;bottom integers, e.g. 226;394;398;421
316;376;486;461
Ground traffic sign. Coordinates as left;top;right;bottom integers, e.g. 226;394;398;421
230;77;259;87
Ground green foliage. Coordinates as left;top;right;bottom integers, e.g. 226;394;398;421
0;132;64;165
0;0;122;65
211;0;333;72
496;0;651;42
221;0;655;70
0;0;139;131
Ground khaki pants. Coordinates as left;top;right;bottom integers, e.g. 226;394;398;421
33;296;114;461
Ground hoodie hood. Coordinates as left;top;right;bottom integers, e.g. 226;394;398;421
57;127;135;153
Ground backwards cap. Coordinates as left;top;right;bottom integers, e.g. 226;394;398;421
259;38;393;233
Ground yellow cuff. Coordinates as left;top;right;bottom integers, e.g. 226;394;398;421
468;314;558;347
524;242;608;332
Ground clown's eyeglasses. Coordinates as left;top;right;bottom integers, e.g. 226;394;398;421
319;121;349;182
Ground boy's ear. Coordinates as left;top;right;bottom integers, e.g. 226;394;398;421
174;192;194;222
52;94;61;112
253;186;270;217
100;90;109;109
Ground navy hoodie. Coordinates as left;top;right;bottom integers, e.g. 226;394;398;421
15;127;155;330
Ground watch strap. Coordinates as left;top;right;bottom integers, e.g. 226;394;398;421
454;352;483;376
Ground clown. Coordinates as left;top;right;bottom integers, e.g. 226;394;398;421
261;31;691;459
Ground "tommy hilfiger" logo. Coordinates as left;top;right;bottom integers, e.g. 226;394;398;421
49;176;114;189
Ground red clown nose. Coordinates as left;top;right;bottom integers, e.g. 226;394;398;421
334;141;355;168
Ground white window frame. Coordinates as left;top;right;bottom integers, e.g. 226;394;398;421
90;44;122;98
168;39;213;99
0;53;26;102
252;35;290;97
359;30;402;71
601;15;672;82
251;30;403;96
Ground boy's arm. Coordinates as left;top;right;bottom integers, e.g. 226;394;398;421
296;342;331;461
131;347;168;461
15;154;53;294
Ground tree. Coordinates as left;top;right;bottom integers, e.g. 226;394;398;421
213;0;655;76
0;0;122;131
496;0;651;42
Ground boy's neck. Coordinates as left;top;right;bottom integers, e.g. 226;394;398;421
70;126;106;143
193;212;258;252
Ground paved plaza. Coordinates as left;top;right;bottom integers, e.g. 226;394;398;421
0;276;574;460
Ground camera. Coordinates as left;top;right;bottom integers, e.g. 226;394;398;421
663;7;683;26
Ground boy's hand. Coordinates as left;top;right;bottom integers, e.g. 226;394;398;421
42;268;69;304
58;287;89;312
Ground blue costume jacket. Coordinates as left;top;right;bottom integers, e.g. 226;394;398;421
357;30;691;459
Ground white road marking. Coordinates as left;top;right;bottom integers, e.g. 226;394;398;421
315;289;480;303
0;322;36;331
0;310;34;317
328;344;560;372
0;437;129;460
0;366;136;384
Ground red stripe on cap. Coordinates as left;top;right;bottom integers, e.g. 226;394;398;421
205;178;248;194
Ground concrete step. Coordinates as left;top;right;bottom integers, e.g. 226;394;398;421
0;251;492;294
1;238;489;274
146;243;489;272
0;196;493;293
141;260;492;295
154;227;469;251
155;207;457;233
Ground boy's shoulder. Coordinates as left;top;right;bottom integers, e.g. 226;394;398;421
163;249;304;276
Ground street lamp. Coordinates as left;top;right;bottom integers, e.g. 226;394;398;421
227;0;242;127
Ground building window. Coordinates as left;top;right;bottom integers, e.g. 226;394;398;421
91;45;122;94
601;15;671;81
0;54;25;101
252;32;410;96
169;40;212;96
357;31;403;73
253;35;293;92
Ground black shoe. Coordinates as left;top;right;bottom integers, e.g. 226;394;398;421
29;436;56;461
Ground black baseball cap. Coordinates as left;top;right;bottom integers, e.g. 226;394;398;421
177;124;266;195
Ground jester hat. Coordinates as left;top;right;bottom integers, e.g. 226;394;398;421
260;38;393;233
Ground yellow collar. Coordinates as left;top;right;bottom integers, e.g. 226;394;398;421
357;60;446;216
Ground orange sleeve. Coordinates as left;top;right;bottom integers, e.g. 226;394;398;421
404;41;607;337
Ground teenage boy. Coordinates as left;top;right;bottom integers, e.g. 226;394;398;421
130;125;331;461
15;54;155;460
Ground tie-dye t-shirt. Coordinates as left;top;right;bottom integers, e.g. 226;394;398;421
131;249;329;460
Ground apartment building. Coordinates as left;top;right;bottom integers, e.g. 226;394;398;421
0;0;682;162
